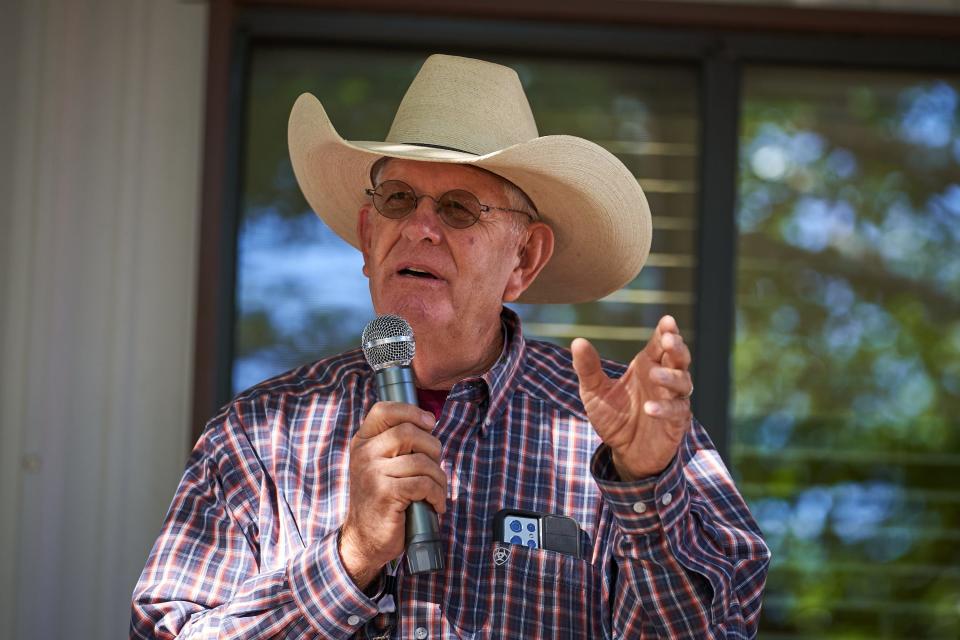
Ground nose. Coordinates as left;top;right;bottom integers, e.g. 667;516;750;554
400;194;443;244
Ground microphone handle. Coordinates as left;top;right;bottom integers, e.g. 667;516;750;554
374;366;444;574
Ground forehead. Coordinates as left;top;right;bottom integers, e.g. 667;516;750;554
379;158;507;196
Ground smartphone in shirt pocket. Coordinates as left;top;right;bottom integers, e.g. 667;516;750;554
485;509;601;638
492;508;583;557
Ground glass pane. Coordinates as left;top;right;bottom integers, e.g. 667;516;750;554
493;56;699;364
233;46;699;393
732;67;960;638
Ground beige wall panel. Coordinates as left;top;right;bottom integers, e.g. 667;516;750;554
0;0;207;637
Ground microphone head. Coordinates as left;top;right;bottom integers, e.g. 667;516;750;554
361;314;416;371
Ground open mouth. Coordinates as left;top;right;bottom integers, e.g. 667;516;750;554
398;267;440;280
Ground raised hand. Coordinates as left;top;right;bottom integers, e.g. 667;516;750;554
572;315;694;481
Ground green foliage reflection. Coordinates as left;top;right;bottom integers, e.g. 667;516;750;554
733;69;960;638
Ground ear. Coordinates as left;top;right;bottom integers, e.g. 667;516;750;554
357;204;373;278
503;222;555;302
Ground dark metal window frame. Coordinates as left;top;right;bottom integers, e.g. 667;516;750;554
192;0;960;456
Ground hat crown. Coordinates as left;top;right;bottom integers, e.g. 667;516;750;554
386;55;539;155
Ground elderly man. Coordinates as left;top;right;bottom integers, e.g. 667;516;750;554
132;54;769;639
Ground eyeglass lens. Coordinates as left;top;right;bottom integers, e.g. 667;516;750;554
372;180;482;229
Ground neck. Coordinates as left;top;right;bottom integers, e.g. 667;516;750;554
411;318;504;390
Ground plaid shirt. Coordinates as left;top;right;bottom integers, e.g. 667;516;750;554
131;309;769;639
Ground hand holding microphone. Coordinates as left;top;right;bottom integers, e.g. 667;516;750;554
338;315;445;589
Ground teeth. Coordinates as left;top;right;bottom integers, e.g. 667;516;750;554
399;266;439;279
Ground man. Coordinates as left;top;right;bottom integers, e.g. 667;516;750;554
132;54;769;639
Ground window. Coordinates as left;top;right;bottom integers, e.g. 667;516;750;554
733;68;960;637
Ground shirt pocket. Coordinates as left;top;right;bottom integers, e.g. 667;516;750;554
482;542;602;639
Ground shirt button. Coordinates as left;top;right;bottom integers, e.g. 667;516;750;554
415;627;428;639
632;501;647;514
662;492;673;506
347;615;361;626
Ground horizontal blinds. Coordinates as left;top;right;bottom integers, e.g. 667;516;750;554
501;58;700;363
732;66;960;638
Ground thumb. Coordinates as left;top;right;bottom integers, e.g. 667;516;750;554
572;338;610;397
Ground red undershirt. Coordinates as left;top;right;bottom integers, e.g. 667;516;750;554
416;388;449;421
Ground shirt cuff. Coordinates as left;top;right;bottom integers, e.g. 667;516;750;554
590;428;694;535
287;528;380;638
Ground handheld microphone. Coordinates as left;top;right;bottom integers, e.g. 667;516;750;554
361;315;444;575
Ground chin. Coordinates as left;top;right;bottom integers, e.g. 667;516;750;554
375;296;453;335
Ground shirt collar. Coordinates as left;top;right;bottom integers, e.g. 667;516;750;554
446;306;526;436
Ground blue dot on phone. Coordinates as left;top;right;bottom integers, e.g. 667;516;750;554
527;523;536;532
511;535;522;545
526;539;537;548
510;520;522;532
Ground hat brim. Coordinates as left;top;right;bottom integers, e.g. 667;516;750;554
288;92;651;304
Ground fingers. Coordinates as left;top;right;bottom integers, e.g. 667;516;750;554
658;314;679;335
572;337;610;396
642;315;678;362
642;315;691;371
392;476;448;515
383;453;447;489
356;401;435;439
382;454;448;513
365;422;443;460
353;405;445;512
643;397;692;421
661;331;692;371
649;366;694;398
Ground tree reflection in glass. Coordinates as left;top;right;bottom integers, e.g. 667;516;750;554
733;69;960;638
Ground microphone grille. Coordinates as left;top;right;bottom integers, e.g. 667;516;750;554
361;314;416;370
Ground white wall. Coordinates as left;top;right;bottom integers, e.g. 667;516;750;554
0;0;207;637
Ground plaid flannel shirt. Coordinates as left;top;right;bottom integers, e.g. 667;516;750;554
131;308;769;639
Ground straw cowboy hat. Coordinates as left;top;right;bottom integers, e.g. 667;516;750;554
288;54;651;304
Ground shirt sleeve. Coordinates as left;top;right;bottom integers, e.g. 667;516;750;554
130;409;380;639
590;418;771;639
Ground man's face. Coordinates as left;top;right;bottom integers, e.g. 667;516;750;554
357;159;534;341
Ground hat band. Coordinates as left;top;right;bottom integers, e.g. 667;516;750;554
403;141;479;156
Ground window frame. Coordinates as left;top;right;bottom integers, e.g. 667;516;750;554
191;0;960;457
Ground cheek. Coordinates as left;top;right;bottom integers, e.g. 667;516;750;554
367;226;398;267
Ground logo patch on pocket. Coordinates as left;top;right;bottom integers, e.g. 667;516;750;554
493;544;511;566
